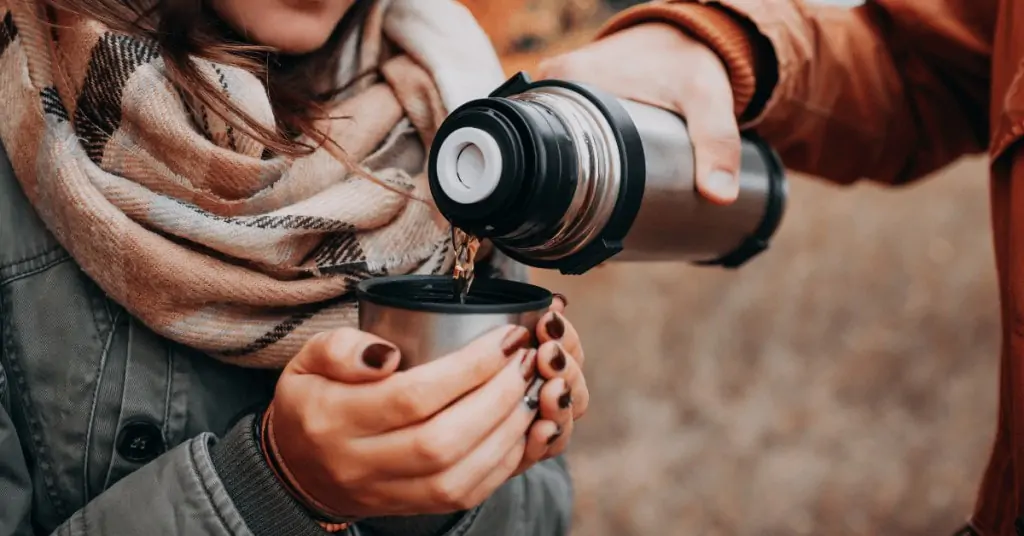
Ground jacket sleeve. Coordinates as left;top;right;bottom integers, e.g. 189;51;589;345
38;414;332;536
1;377;570;536
0;399;308;536
599;0;997;185
0;406;571;536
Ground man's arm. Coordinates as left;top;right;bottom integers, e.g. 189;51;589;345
600;0;997;185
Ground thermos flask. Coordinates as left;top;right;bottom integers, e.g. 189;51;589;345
427;72;788;275
357;275;551;369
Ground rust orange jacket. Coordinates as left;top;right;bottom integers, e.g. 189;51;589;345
603;0;1019;533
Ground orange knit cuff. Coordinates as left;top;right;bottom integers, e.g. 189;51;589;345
597;2;759;119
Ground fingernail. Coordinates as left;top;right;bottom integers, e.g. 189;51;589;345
501;326;531;357
545;312;565;340
705;169;738;199
548;344;567;372
361;343;397;369
558;389;573;410
552;293;569;308
547;425;563;445
520;348;538;378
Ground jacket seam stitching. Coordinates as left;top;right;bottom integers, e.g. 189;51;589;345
82;308;122;501
0;254;71;286
162;344;175;444
0;289;7;411
0;287;69;518
0;245;66;274
447;506;484;536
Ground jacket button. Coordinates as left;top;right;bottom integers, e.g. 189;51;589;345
116;421;166;463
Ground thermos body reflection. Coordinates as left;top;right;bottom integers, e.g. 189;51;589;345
615;97;778;262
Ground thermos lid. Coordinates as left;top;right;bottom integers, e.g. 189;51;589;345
433;126;504;205
428;72;648;275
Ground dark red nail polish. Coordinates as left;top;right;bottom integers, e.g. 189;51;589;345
558;389;572;409
545;313;565;339
501;326;531;356
547;426;563;445
549;345;567;372
552;293;568;308
361;343;397;369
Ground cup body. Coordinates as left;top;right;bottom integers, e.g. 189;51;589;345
357;275;553;369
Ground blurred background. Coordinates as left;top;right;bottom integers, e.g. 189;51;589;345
457;1;999;535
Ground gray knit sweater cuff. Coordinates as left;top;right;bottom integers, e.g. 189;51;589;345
209;414;326;536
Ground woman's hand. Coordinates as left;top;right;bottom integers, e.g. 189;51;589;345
537;23;741;204
516;295;589;471
266;324;540;519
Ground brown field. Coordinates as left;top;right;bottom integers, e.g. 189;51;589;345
533;158;998;536
459;4;1000;534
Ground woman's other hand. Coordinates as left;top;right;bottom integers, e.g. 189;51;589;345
537;23;741;205
266;324;539;519
517;294;589;472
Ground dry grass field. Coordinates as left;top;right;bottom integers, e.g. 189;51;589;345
462;3;1002;534
535;159;998;536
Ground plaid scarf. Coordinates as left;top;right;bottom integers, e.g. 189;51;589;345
0;0;505;368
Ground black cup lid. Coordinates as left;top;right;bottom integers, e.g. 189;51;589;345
356;275;553;314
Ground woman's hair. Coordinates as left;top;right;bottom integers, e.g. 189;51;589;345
44;0;375;157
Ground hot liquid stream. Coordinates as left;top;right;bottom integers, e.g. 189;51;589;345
451;227;480;304
449;228;544;408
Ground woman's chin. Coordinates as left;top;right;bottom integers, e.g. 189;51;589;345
210;0;345;55
258;31;335;55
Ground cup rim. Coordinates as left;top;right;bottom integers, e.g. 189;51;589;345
356;275;552;314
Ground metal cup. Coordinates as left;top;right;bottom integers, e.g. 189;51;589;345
356;275;553;369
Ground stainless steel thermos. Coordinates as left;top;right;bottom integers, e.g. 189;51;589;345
357;275;552;369
427;72;787;275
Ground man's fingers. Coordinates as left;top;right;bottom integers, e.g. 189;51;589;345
289;328;400;383
347;325;532;433
353;350;536;477
539;21;742;205
675;60;742;205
